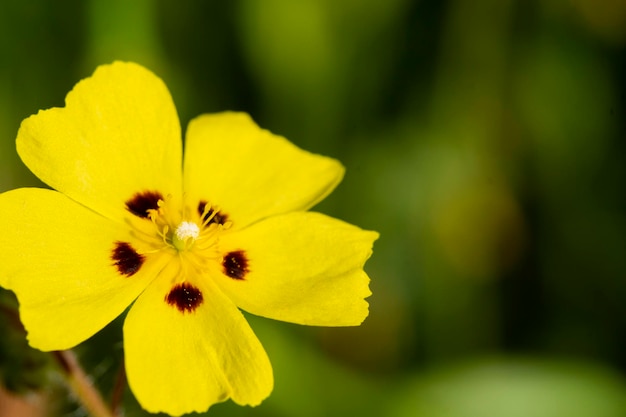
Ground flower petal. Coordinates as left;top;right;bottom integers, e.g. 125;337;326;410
215;212;378;326
183;112;344;229
16;62;182;222
124;261;273;416
0;188;161;351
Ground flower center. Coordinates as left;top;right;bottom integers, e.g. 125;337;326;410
125;191;231;261
172;221;200;251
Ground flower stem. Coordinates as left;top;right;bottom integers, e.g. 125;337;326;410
110;358;127;417
53;350;115;417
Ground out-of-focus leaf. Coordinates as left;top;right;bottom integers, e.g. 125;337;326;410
0;289;51;393
391;357;626;417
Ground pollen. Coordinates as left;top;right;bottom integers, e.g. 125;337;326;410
175;221;200;241
172;221;200;251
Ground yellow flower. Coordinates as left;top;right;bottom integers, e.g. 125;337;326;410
0;62;377;415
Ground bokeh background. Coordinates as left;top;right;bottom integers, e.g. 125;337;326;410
2;0;626;416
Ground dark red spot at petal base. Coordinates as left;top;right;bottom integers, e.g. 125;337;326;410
126;191;163;218
165;283;204;313
223;250;249;280
198;200;228;225
112;242;145;277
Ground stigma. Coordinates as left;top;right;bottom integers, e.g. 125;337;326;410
173;221;200;251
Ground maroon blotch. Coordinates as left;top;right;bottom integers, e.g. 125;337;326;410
126;191;163;218
111;241;145;277
197;200;228;225
223;250;249;280
165;283;204;313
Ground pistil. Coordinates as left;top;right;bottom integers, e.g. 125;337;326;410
172;221;200;251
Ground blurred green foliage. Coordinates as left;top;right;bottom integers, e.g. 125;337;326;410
0;290;51;393
1;0;626;416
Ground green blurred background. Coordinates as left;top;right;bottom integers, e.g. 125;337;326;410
2;0;626;416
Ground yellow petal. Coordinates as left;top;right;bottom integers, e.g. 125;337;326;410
215;212;378;326
124;261;273;416
0;188;161;351
16;62;182;222
183;112;344;229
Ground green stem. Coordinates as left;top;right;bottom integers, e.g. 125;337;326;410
53;350;115;417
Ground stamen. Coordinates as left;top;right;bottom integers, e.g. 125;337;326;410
200;204;218;228
198;200;229;227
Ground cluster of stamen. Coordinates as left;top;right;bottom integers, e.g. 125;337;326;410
142;196;229;256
